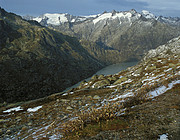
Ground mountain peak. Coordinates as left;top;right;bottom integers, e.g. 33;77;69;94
129;9;137;14
141;10;156;19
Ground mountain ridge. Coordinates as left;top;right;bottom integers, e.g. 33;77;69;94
0;8;104;103
26;9;180;64
24;9;180;26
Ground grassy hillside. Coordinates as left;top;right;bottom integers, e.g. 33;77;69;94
0;8;103;103
0;36;179;139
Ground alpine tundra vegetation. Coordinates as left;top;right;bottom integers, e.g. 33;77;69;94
0;7;180;140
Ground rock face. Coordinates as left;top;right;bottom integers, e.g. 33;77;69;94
0;8;104;103
30;9;180;63
143;36;180;60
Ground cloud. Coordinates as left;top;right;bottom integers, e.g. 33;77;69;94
137;0;180;9
0;0;179;17
94;0;148;8
136;0;180;16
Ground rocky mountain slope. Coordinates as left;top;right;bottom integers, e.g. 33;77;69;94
28;9;180;63
0;36;179;139
0;8;104;103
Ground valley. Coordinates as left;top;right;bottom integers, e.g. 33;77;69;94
0;36;179;139
0;7;180;140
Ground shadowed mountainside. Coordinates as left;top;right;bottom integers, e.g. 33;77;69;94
0;8;104;103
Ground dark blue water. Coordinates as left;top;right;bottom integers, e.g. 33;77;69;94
64;61;138;91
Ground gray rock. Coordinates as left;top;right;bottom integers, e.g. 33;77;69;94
93;95;100;100
87;96;93;100
6;129;11;134
93;80;110;88
28;122;32;126
61;99;70;102
66;106;73;110
114;77;128;85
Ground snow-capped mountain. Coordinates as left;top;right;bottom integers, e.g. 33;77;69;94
157;16;180;26
141;10;156;19
23;9;180;64
92;9;141;24
29;9;141;26
28;13;97;26
25;9;180;26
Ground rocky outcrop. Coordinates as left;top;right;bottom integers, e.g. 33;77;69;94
143;36;180;60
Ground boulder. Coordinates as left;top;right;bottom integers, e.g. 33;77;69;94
93;95;100;100
146;65;156;71
98;74;105;80
66;106;73;110
134;67;143;75
113;77;128;85
93;80;110;88
91;75;98;80
108;76;117;83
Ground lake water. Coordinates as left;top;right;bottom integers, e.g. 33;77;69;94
64;61;138;91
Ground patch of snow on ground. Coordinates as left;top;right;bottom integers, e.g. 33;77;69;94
142;76;157;83
132;73;140;76
84;83;88;86
148;80;180;98
158;134;168;140
62;93;68;96
175;71;180;75
109;92;134;101
27;106;42;112
157;60;162;63
119;76;123;78
164;68;172;72
3;106;23;113
145;73;149;76
91;83;96;88
107;85;118;88
123;79;133;84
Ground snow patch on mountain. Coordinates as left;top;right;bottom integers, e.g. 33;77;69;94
3;106;23;113
29;9;180;26
142;10;156;19
93;11;140;24
33;13;68;25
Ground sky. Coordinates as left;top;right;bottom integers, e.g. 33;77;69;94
0;0;180;17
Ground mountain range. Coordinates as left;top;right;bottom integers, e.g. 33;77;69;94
24;9;180;63
0;7;180;139
24;9;180;26
1;8;180;104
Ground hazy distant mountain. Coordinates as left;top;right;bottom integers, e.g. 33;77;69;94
25;9;180;26
26;9;180;62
